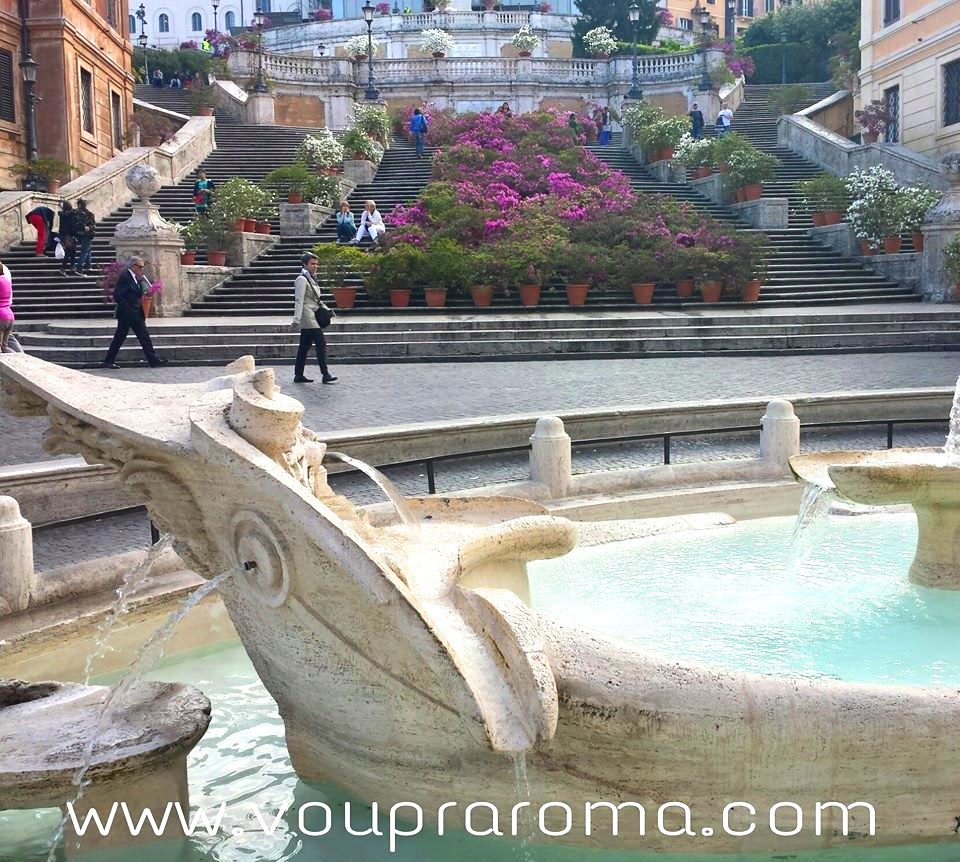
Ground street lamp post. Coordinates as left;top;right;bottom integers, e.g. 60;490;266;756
212;0;219;40
780;31;787;85
253;9;268;92
626;2;641;101
318;42;326;57
725;0;735;42
697;6;712;91
362;0;379;101
19;53;37;163
136;3;149;81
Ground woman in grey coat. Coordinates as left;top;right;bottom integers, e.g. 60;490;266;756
292;251;337;384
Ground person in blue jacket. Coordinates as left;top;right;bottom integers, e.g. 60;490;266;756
409;108;428;159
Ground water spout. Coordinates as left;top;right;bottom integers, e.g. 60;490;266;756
511;752;535;861
785;484;838;577
325;451;422;539
45;564;242;861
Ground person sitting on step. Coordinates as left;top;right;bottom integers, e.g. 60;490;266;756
351;200;385;245
336;201;356;243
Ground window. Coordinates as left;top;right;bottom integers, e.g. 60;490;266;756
225;9;235;28
883;0;899;25
0;50;14;123
159;12;170;31
945;59;960;127
738;0;754;16
111;91;123;149
679;17;693;29
105;0;118;28
128;13;136;31
79;67;94;135
765;0;774;11
884;84;899;143
191;11;202;29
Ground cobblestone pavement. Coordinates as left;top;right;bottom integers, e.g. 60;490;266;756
31;423;949;565
4;353;960;466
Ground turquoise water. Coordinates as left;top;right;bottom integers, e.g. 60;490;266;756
5;512;960;861
530;512;960;687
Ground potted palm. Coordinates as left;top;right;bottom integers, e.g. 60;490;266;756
366;243;424;308
179;219;202;264
724;146;779;202
798;173;848;226
11;156;76;194
312;243;368;309
420;238;472;308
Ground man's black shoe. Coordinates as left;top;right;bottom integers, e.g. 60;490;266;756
294;376;314;383
148;357;169;367
321;373;337;384
101;361;120;369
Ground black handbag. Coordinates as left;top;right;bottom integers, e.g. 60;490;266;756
314;306;332;329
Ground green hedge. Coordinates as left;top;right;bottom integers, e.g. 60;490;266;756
743;42;827;84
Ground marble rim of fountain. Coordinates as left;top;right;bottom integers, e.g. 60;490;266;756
790;447;945;494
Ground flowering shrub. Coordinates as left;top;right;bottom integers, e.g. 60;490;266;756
296;128;344;169
674;135;716;169
897;185;941;232
656;8;674;26
420;28;454;55
310;7;333;20
376;2;391;12
344;34;379;57
723;146;779;190
637;116;690;152
353;104;391;144
582;26;617;57
845;166;902;246
620;102;664;136
511;26;539;53
727;54;755;79
855;99;895;137
538;2;551;11
341;128;384;164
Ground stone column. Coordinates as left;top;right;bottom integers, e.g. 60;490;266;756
920;153;960;303
760;400;800;473
0;495;35;615
111;165;186;318
247;91;276;125
529;416;572;498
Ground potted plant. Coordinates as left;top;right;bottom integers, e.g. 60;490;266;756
637;116;690;163
341;129;383;164
264;166;337;205
198;215;231;266
798;173;848;226
250;185;277;234
696;250;727;303
845;166;902;255
729;232;768;302
352;104;392;146
468;251;498;308
897;185;941;252
210;177;263;232
10;156;76;194
296;129;345;172
312;242;368;308
498;238;555;307
620;102;665;141
614;249;658;304
141;279;163;317
582;26;617;59
419;28;453;58
420;238;472;308
344;34;379;60
376;1;391;12
365;243;424;307
179;220;202;264
511;25;539;57
556;242;608;306
855;99;895;144
130;110;178;147
724;146;778;202
186;83;218;116
675;134;716;180
710;132;750;173
944;235;960;299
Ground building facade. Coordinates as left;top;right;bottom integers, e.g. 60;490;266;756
131;0;245;49
0;0;134;189
858;0;960;160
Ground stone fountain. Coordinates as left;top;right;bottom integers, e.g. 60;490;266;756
6;352;960;853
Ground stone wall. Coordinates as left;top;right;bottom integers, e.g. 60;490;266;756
276;94;326;128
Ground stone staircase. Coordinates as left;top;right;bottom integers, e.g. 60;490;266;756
133;83;193;114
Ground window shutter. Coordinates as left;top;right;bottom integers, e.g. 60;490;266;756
0;51;15;124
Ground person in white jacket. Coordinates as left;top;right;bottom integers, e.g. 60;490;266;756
352;200;385;244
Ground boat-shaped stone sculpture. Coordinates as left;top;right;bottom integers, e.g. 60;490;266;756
3;353;960;854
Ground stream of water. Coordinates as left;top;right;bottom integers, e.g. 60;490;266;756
943;374;960;464
325;451;422;538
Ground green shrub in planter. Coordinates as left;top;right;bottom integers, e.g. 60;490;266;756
944;235;960;284
311;243;369;287
637;116;690;153
421;238;474;297
210;177;263;223
675;135;717;169
341;129;384;164
11;156;75;183
186;84;218;111
263;166;339;206
797;173;848;212
179;219;203;250
710;132;751;168
365;243;425;301
620;102;665;136
723;147;779;191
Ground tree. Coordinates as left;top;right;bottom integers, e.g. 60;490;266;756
573;0;659;56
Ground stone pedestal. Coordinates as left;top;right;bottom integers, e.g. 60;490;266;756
343;159;377;185
247;91;276;125
529;416;572;499
648;159;685;184
232;230;278;266
111;164;186;318
280;203;335;236
689;172;730;206
809;222;857;257
921;154;960;302
0;496;34;615
760;400;800;473
730;197;789;229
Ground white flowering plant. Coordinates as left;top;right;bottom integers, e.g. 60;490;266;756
674;134;716;169
420;28;454;55
296;128;345;170
844;166;904;246
511;25;539;52
897;185;942;232
620;101;664;136
344;34;380;57
352;104;392;144
582;26;617;57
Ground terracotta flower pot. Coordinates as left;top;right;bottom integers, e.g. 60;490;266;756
518;284;541;306
46;179;61;194
432;52;446;59
632;282;655;304
912;232;925;252
863;130;879;143
860;240;877;256
197;106;214;117
700;281;723;303
660;147;674;161
740;279;762;303
471;285;493;308
141;135;161;147
595;53;610;60
389;288;411;308
353;54;367;61
518;50;532;57
718;162;731;174
743;183;763;201
141;295;153;318
244;217;257;232
883;235;902;254
676;279;695;298
565;283;589;306
824;211;843;225
691;166;712;180
735;188;746;204
234;217;246;231
332;286;357;309
288;193;303;204
256;221;271;235
208;250;227;266
811;212;827;227
424;287;447;308
180;250;197;265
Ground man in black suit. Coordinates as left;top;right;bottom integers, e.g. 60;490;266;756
100;256;168;369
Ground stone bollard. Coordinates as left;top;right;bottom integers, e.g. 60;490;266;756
529;417;572;499
0;495;35;615
760;400;800;473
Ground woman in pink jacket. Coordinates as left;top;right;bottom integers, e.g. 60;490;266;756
0;262;19;352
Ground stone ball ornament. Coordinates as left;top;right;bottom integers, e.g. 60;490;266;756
125;163;163;202
942;152;960;187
